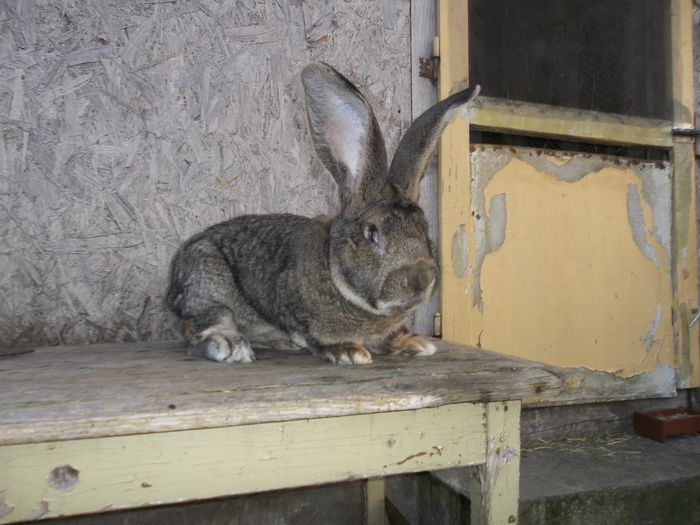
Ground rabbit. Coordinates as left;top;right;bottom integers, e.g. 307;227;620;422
165;63;479;365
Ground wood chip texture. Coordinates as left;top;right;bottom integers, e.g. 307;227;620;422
0;0;412;346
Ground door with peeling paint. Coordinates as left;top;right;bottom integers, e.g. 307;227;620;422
470;147;673;378
436;0;699;396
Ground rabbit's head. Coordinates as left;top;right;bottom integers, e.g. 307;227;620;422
302;63;479;317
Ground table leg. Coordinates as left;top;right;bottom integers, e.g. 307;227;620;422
470;401;521;524
365;477;386;525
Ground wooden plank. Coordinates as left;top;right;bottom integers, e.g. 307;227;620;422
670;0;700;388
672;138;699;388
436;0;473;344
470;401;521;525
0;404;486;524
411;0;439;335
526;364;676;407
471;96;673;148
671;0;694;128
0;340;561;445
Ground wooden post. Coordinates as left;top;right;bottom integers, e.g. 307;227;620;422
670;0;700;388
437;0;475;345
470;401;521;525
411;0;439;335
364;478;386;525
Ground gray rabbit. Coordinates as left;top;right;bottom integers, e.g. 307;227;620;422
166;63;479;365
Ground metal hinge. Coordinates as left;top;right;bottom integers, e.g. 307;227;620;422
433;311;442;338
689;308;700;328
419;36;440;81
671;126;699;138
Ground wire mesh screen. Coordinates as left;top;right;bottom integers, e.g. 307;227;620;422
469;0;672;119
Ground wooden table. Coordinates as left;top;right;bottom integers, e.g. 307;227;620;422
0;340;561;524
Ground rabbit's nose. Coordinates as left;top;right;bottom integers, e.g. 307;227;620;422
408;261;436;294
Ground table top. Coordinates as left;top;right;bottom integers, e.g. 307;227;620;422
0;339;561;445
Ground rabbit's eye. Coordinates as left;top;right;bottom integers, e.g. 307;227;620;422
364;224;380;245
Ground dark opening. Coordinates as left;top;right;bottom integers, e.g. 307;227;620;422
469;0;672;119
471;130;670;162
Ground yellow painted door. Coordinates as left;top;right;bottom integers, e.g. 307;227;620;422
436;0;699;396
470;146;673;377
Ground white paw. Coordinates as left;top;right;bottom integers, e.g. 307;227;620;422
414;340;437;356
337;350;373;365
228;338;256;363
388;334;438;357
322;345;373;365
204;334;256;363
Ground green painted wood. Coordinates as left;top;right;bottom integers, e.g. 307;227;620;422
365;478;387;525
0;404;485;523
0;340;547;523
471;401;521;525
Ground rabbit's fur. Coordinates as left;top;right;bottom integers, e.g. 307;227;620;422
166;63;479;365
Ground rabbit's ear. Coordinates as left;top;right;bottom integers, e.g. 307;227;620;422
302;63;387;208
387;85;480;201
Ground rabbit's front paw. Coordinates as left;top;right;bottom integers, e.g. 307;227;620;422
386;330;437;357
318;343;373;365
196;328;256;363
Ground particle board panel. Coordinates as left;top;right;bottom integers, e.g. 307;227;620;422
0;0;413;347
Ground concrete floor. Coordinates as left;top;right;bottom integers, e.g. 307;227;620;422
437;432;700;500
426;433;700;525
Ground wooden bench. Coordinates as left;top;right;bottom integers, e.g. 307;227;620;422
0;340;561;524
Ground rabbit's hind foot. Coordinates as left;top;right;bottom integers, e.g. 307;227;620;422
385;328;437;357
194;324;256;364
317;342;373;365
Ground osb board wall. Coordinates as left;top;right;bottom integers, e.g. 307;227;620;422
0;0;414;347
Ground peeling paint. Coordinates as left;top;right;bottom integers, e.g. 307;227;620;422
636;164;672;270
486;193;507;253
0;490;13;519
642;304;663;350
472;145;613;182
468;146;642;312
552;363;676;401
472;441;519;521
626;183;659;265
471;191;508;310
28;500;49;520
471;145;674;378
450;224;469;278
470;148;511;308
